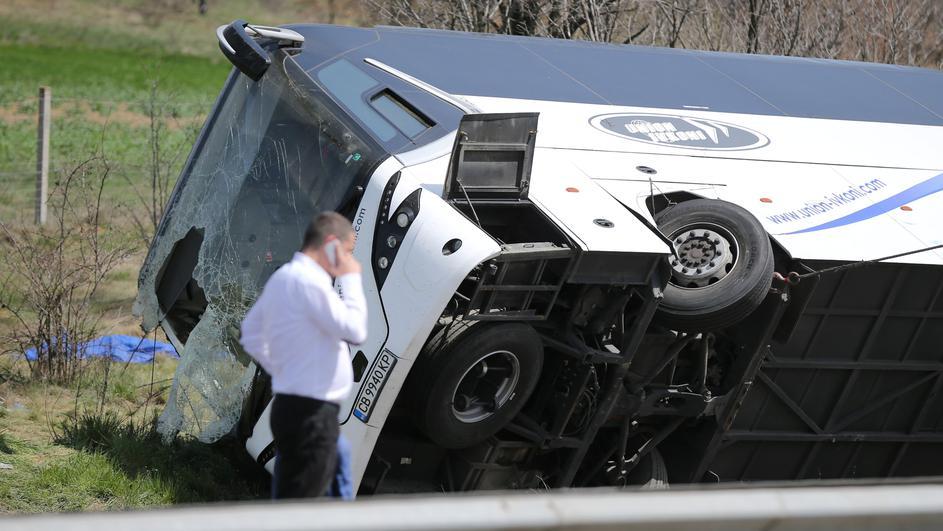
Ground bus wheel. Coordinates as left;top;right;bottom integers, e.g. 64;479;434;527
606;448;670;490
654;199;774;331
412;322;543;449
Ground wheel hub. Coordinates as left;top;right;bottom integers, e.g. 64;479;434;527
669;226;736;288
451;350;521;424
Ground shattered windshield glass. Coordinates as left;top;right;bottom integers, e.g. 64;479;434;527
134;51;384;442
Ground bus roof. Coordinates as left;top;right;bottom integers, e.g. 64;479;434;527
288;24;943;127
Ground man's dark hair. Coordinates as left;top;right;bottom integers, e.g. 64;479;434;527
302;212;354;250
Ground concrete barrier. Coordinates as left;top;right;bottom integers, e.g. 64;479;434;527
4;481;943;531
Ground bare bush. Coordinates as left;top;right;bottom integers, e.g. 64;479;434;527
846;0;941;66
0;157;136;384
366;0;943;68
370;0;643;42
123;72;200;248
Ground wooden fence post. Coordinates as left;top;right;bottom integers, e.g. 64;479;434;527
36;86;51;225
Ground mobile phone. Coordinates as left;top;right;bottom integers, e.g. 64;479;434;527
324;240;339;267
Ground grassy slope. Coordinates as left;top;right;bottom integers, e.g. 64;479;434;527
0;0;368;512
0;359;269;512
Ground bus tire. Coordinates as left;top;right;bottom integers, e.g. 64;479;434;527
654;199;774;331
412;322;543;449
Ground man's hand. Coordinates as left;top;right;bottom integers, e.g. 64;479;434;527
330;243;362;277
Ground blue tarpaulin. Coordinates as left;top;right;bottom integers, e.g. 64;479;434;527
24;334;178;364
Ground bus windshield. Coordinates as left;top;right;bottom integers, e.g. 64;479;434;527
135;50;384;443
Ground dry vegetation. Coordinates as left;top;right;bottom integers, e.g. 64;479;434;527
0;156;136;383
370;0;943;68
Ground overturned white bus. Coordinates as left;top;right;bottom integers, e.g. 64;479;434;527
135;20;943;493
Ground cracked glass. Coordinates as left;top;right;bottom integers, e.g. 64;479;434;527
134;51;384;442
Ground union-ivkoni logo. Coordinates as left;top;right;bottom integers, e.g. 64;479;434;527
590;113;770;151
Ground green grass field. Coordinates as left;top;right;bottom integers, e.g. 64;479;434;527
0;22;229;225
0;5;232;339
0;358;269;512
0;0;367;513
0;0;365;223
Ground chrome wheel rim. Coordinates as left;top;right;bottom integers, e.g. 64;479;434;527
667;223;739;289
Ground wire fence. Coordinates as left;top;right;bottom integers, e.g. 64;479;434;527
1;91;198;224
0;164;174;175
0;96;216;107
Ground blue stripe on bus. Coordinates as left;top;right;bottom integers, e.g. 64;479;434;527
783;172;943;235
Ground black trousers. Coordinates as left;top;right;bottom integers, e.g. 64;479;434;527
270;393;340;499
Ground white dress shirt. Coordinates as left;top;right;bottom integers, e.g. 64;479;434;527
240;251;368;403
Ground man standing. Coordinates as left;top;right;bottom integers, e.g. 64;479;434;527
240;212;367;499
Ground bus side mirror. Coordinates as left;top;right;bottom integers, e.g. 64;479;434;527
217;19;272;81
